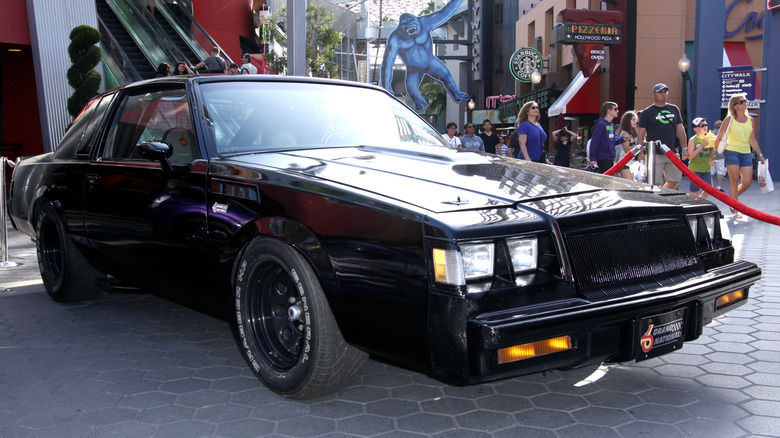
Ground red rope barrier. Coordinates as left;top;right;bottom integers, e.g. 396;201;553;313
604;151;635;176
604;144;642;176
663;149;780;226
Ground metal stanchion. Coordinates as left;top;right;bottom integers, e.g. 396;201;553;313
646;140;660;189
1;156;18;268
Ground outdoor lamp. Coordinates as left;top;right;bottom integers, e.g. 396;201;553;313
467;99;475;110
678;54;691;73
531;70;542;85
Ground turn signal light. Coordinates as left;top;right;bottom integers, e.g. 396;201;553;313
497;336;572;365
716;290;746;310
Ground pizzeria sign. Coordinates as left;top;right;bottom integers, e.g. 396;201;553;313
560;22;622;44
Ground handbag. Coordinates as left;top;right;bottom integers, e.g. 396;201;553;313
758;158;774;194
717;117;733;154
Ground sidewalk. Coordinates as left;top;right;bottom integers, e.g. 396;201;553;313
2;183;779;437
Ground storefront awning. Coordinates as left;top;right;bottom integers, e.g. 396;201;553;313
547;70;601;117
723;42;751;67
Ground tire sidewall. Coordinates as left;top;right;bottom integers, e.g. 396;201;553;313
35;203;67;300
234;238;319;395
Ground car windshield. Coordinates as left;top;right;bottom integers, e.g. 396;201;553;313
198;81;449;155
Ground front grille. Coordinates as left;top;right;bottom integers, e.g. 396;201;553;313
566;222;702;300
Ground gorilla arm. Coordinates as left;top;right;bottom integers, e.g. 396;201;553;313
419;0;464;29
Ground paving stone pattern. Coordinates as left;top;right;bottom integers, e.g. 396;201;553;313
1;184;780;437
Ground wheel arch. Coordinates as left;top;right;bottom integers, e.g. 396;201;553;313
228;216;337;300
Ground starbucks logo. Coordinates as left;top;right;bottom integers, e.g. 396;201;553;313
509;47;543;83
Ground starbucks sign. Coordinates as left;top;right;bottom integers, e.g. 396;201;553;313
509;47;543;83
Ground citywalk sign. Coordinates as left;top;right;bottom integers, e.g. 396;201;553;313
719;65;757;106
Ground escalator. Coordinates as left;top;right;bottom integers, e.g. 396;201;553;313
96;0;233;86
153;9;199;67
97;0;155;81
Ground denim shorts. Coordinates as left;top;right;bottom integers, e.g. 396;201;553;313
689;171;712;193
724;150;753;167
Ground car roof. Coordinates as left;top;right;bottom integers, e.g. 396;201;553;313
114;74;385;95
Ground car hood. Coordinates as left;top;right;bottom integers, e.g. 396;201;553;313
228;144;668;214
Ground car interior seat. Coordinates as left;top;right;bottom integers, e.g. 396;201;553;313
162;128;198;162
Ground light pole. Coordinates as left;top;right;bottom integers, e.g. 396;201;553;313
678;54;692;135
464;98;475;128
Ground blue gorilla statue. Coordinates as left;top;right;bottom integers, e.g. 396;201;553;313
380;0;470;111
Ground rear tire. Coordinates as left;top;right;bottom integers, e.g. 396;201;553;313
35;202;101;302
234;238;367;399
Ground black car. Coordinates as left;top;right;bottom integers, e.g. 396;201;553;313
8;76;760;399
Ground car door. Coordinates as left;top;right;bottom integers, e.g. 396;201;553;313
83;85;217;307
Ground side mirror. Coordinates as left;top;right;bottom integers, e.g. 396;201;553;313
138;141;173;172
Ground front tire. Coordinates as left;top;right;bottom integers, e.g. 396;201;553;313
35;202;102;302
234;238;367;399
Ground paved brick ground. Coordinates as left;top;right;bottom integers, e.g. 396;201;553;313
1;183;779;438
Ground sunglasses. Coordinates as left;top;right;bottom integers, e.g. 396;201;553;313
698;123;708;127
737;99;748;104
530;106;539;110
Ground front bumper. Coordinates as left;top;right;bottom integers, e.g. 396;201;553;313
432;260;760;384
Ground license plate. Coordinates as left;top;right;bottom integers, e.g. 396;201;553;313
636;308;686;362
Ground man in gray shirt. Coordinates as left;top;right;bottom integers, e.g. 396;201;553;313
460;123;485;152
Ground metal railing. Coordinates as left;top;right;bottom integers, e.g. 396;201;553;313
1;155;18;268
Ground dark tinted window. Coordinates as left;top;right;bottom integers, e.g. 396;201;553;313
102;87;198;162
53;96;102;159
76;93;116;156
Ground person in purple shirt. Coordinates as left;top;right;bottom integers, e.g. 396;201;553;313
509;101;547;162
589;101;623;174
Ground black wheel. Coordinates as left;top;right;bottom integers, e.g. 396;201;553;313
234;238;367;399
35;202;102;302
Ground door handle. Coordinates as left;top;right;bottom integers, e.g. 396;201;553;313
86;174;100;191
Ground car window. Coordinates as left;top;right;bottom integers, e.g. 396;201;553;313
102;88;199;162
198;81;449;155
53;96;103;160
76;93;116;157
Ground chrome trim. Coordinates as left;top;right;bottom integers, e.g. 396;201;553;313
551;219;574;282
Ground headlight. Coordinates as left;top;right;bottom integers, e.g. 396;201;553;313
688;213;718;242
461;243;494;279
703;215;716;239
507;237;538;273
433;243;495;286
719;217;731;241
687;217;698;240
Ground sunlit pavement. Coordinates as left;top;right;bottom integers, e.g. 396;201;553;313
2;182;779;438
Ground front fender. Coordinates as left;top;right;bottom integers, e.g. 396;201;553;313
228;217;337;298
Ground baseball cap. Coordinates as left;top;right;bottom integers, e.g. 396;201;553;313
652;83;670;93
692;117;706;126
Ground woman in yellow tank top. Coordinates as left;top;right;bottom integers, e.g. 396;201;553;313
713;93;765;216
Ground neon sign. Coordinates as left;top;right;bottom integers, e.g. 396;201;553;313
726;0;764;39
485;95;515;109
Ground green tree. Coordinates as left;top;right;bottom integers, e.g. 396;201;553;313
421;1;436;15
66;25;101;118
420;80;445;115
265;4;343;78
